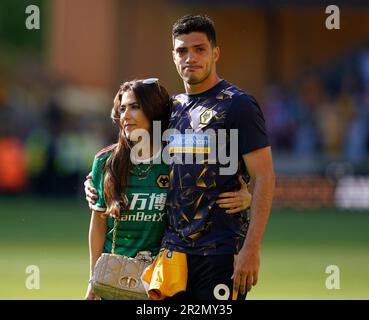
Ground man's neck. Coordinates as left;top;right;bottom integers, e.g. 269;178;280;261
184;75;222;95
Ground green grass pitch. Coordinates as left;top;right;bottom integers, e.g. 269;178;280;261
0;196;368;299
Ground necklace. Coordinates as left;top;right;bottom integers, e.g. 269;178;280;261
130;163;154;180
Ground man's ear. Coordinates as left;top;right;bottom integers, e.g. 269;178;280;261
213;46;220;63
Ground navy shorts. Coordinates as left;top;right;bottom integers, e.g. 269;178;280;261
166;254;247;301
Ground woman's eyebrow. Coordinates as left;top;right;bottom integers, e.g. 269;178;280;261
120;102;139;107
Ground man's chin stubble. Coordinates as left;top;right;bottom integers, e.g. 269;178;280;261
184;75;205;85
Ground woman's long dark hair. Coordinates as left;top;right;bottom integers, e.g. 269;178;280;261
103;80;170;217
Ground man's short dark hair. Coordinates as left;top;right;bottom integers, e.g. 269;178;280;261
172;15;217;47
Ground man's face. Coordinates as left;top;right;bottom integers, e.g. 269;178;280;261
172;32;219;85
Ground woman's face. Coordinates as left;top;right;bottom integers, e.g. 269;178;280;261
120;90;151;142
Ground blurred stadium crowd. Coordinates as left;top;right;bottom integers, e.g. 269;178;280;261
263;47;369;165
0;62;113;195
1;45;369;201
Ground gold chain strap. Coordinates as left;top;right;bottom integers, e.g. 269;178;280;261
112;196;128;254
112;218;118;254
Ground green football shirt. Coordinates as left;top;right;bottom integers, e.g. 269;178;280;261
91;146;169;257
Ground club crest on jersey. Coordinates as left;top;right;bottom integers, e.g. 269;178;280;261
189;106;217;131
156;174;170;188
200;110;214;125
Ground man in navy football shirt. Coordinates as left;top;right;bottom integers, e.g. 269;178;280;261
161;15;275;300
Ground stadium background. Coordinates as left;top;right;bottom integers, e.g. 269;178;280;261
0;0;368;299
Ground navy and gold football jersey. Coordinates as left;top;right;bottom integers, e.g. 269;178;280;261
162;80;270;255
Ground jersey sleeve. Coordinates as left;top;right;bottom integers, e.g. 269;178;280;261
90;155;107;212
226;94;270;155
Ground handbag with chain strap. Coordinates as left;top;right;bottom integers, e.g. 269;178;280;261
91;218;154;300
